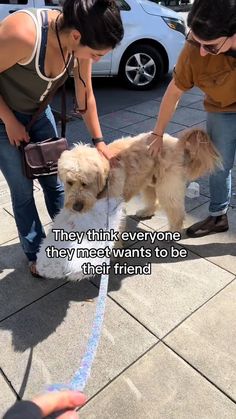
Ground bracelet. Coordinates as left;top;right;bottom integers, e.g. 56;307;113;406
151;132;163;137
92;137;104;145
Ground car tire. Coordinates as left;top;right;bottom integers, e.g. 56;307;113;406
119;44;164;90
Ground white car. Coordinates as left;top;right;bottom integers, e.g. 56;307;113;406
0;0;62;18
93;0;186;89
0;0;186;90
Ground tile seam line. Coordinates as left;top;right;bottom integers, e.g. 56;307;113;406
163;341;236;406
100;115;151;130
105;277;236;349
0;281;69;323
161;276;236;341
80;338;236;411
179;241;236;277
0;368;20;400
78;340;160;410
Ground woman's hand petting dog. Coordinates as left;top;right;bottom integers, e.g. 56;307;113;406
96;141;120;167
147;132;163;157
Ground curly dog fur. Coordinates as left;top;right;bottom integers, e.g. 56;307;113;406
58;129;221;231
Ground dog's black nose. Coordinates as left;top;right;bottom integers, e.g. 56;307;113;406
73;202;84;212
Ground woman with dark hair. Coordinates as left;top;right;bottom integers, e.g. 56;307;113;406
149;0;236;237
0;0;124;275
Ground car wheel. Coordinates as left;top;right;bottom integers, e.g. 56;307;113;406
119;44;164;90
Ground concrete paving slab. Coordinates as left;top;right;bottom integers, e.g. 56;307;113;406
0;178;11;207
3;190;52;228
186;87;204;97
154;86;204;102
0;180;40;209
0;375;17;417
122;213;153;248
165;280;236;401
171;107;206;127
181;204;236;275
178;94;203;107
176;120;207;136
186;100;205;111
0;170;5;183
0;280;157;403
127;194;209;232
80;343;236;419
102;239;234;338
120;117;186;136
125;100;160;117
0;208;17;245
65;119;125;145
102;129;129;143
100;110;149;130
0;239;65;321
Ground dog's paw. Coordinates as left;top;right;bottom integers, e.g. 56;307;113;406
136;208;155;219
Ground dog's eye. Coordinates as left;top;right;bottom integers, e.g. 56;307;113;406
81;182;87;187
67;181;74;186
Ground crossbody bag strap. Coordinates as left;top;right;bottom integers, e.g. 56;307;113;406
26;74;68;135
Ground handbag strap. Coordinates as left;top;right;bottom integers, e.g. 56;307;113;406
26;75;69;136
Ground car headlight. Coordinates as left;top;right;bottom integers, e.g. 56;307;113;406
162;17;186;35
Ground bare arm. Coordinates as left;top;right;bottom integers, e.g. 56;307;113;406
73;59;117;162
149;78;185;156
74;58;102;138
0;13;35;145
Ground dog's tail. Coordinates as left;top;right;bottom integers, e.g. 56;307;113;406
179;129;222;181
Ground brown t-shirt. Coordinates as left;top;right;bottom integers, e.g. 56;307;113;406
173;42;236;112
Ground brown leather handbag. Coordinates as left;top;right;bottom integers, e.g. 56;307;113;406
20;76;69;180
21;136;68;179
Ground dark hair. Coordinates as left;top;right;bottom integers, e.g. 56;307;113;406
60;0;124;49
187;0;236;40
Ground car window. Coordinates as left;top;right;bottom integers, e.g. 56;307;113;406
45;0;62;5
116;0;131;11
0;1;28;4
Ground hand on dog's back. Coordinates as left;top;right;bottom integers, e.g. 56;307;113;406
96;142;121;167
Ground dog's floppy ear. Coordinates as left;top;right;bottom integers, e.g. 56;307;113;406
96;168;109;200
180;128;221;180
97;170;105;192
181;129;208;159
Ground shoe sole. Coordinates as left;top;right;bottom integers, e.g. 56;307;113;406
186;226;229;238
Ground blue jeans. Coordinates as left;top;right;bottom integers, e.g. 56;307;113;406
0;106;64;261
207;112;236;216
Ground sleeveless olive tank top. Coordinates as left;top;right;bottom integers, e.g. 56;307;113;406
0;8;72;114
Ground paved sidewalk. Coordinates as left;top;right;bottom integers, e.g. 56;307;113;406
0;88;236;418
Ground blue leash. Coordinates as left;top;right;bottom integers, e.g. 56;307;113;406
47;179;118;393
47;270;109;392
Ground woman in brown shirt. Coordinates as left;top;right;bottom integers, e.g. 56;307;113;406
149;0;236;237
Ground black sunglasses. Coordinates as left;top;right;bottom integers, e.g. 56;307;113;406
186;30;228;55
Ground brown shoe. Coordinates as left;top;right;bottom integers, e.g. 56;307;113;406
186;214;229;238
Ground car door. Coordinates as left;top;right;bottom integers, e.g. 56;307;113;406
92;0;132;76
0;1;62;21
0;0;35;20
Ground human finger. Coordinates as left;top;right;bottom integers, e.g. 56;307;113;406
32;391;86;416
58;410;78;419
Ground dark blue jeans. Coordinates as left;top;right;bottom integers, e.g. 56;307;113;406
0;106;64;261
207;112;236;216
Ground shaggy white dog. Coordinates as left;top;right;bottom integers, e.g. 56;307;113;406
36;197;124;280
